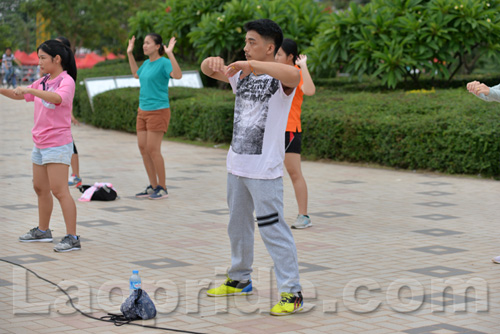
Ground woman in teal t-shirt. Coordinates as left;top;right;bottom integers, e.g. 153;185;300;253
127;33;182;199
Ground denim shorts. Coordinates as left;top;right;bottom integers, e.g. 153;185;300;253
31;142;73;166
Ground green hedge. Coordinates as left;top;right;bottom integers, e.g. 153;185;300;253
315;73;500;92
92;87;235;143
73;59;206;123
301;88;500;177
73;60;131;125
89;85;500;178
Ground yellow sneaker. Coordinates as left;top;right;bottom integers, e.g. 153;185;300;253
270;292;303;316
207;277;253;297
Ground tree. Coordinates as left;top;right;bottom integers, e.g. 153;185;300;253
127;0;328;64
24;0;162;53
307;0;500;88
187;0;327;64
0;0;36;51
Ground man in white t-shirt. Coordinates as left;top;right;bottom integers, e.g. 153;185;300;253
201;19;304;316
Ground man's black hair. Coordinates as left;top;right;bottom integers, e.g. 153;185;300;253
244;19;283;55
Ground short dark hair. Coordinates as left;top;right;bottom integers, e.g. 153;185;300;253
146;33;165;56
244;19;283;55
5;47;12;51
280;39;298;64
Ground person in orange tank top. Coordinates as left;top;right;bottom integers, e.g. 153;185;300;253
275;39;316;229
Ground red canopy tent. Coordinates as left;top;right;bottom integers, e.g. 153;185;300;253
14;50;26;58
13;50;110;69
14;50;39;66
88;52;106;62
75;52;106;69
74;57;84;69
75;53;100;69
106;52;117;60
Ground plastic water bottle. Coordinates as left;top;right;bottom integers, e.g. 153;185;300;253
129;270;141;294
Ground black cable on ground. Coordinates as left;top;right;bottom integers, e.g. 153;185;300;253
0;258;207;334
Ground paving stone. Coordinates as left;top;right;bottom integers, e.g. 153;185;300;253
410;245;467;255
414;202;457;208
404;323;486;334
412;229;464;237
413;214;459;221
408;266;473;278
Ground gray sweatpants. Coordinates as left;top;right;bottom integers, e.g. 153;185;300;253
227;173;302;294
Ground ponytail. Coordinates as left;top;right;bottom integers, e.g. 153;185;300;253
37;39;78;82
62;44;77;81
158;44;165;56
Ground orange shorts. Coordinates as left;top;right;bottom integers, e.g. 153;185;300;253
136;108;171;133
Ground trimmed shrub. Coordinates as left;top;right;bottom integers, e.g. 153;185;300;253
315;73;500;91
301;87;500;176
89;84;500;177
92;87;235;143
91;88;139;132
167;91;235;142
73;61;131;124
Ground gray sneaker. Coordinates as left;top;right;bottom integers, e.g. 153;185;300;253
19;227;53;242
291;215;312;229
54;235;81;252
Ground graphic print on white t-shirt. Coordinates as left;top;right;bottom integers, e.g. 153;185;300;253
231;75;280;155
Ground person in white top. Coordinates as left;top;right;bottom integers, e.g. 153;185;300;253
201;18;304;316
2;47;21;88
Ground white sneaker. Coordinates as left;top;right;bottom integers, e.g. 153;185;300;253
68;174;82;187
492;256;500;264
291;215;312;229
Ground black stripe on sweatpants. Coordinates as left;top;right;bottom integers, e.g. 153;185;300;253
256;212;278;221
258;218;279;227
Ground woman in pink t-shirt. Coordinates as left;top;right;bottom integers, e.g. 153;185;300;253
0;40;81;252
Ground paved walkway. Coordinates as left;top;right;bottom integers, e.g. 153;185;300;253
0;93;499;334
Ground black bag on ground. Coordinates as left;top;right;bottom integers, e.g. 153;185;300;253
101;289;156;325
120;289;157;321
79;184;117;201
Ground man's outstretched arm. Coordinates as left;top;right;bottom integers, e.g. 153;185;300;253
226;60;300;89
201;57;230;83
